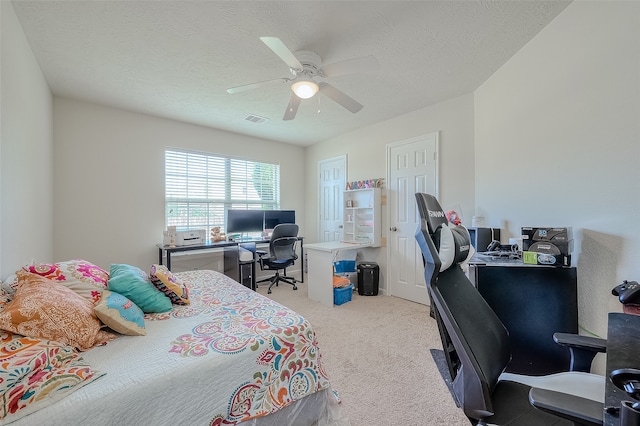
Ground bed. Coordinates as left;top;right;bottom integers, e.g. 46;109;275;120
0;265;339;425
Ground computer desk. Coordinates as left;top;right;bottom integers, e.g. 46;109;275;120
305;241;370;306
157;237;304;283
604;312;640;425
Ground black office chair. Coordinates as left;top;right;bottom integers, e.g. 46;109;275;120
256;223;299;295
414;192;606;425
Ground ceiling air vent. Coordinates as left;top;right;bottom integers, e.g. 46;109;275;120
244;114;269;124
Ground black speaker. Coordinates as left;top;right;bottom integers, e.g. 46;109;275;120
469;227;501;252
357;263;379;296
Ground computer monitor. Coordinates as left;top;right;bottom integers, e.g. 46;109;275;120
226;209;265;234
264;210;296;230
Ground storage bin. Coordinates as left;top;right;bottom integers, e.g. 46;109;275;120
334;260;356;273
334;284;354;305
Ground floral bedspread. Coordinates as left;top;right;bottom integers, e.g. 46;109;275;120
7;270;331;425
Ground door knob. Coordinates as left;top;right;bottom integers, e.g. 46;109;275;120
390;227;397;232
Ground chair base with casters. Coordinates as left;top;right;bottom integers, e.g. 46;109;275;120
256;266;297;294
256;223;299;295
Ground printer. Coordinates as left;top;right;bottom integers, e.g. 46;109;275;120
164;229;207;246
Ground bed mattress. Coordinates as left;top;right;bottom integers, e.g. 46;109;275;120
7;269;333;425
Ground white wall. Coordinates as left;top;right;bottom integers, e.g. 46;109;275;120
0;2;54;279
475;0;640;359
5;3;637;366
53;98;306;271
305;93;475;293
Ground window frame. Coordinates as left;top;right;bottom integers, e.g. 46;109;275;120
164;148;281;232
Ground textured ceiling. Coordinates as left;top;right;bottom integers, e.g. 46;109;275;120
12;1;571;146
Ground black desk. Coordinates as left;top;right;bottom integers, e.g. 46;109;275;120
156;237;304;283
604;312;640;426
469;255;578;375
157;240;236;271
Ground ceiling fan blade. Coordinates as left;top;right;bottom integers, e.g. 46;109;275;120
321;55;380;77
226;77;290;94
260;37;303;72
283;93;301;121
318;82;363;113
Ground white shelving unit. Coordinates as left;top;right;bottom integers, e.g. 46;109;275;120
343;188;381;247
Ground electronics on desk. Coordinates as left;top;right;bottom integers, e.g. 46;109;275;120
264;210;295;230
226;209;296;241
163;229;206;246
238;245;255;262
468;227;501;252
484;240;521;259
226;209;265;235
263;210;295;239
612;280;640;304
521;226;573;266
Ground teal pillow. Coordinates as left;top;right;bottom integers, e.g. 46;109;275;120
107;264;172;313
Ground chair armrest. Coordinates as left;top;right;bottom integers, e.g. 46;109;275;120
554;333;607;372
529;387;603;425
554;333;607;352
256;250;268;258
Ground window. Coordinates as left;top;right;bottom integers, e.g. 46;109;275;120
165;149;280;231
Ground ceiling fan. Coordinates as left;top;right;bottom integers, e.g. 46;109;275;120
227;37;380;121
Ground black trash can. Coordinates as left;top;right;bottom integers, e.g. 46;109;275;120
357;262;379;296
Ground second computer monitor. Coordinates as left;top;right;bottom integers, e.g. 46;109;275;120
264;210;296;230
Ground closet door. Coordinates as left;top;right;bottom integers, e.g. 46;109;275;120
387;133;438;305
318;155;346;242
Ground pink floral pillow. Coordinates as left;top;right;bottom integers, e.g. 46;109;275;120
21;259;108;304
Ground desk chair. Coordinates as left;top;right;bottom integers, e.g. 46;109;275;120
256;224;298;295
414;192;606;425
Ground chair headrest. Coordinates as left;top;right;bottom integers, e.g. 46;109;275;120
415;193;474;272
415;192;449;234
271;223;299;239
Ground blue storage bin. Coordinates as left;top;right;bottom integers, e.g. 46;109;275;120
334;260;356;273
334;284;354;305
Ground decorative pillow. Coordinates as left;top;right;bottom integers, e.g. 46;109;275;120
1;333;49;392
149;264;190;305
0;332;76;393
0;340;102;422
94;290;146;336
107;264;172;313
0;273;102;351
20;259;109;304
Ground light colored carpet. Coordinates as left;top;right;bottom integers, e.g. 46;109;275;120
255;279;470;425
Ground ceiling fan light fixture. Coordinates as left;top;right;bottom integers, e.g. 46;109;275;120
291;80;319;99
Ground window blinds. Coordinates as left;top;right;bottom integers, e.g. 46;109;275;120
165;149;280;230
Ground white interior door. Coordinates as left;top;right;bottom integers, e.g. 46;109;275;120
318;155;346;242
387;133;438;305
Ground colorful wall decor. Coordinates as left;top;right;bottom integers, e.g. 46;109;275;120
346;178;384;190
